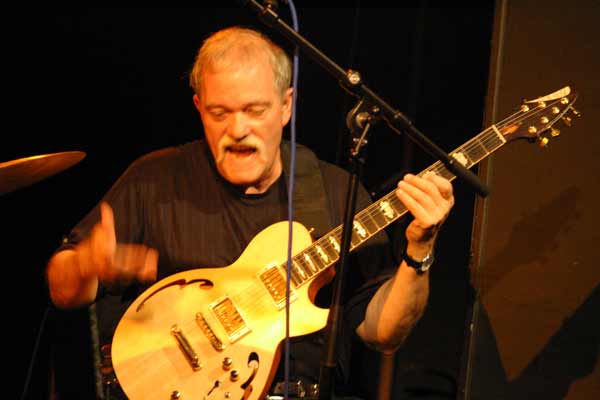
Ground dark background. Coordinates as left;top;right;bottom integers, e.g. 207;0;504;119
7;4;497;399
464;1;600;399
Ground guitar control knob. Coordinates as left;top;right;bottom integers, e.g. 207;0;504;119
171;390;181;399
222;357;233;370
230;370;240;381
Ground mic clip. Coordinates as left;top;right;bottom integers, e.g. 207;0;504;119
346;98;379;157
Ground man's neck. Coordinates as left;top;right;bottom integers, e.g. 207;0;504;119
243;158;283;195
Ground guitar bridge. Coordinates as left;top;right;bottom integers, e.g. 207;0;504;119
171;324;202;371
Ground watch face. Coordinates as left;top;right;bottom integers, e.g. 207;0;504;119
421;258;432;271
422;253;434;270
404;252;434;273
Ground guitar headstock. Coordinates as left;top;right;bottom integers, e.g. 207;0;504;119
498;86;580;147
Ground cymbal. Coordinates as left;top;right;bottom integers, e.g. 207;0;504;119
0;151;86;195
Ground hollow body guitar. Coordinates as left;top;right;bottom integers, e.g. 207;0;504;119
111;87;578;399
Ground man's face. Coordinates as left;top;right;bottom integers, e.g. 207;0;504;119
193;55;292;194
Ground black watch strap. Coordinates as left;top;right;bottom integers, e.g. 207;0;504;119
402;252;434;274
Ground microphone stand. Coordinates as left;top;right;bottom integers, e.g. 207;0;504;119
244;0;489;198
242;2;490;399
316;99;374;400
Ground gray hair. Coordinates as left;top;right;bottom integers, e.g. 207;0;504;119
189;26;292;98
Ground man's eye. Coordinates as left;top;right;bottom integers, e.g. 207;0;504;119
246;107;266;116
210;110;227;119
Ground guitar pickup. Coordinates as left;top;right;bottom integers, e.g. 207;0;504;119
171;324;202;371
258;265;297;310
210;296;251;343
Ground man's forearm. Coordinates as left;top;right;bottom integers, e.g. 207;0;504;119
357;263;430;354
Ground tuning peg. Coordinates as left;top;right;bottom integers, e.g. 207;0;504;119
562;116;572;126
550;127;561;137
538;136;550;148
570;107;581;118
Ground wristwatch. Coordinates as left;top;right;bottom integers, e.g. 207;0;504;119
403;251;434;275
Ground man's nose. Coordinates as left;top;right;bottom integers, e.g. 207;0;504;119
228;112;249;139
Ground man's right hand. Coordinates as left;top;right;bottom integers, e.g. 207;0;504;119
47;201;158;309
78;202;158;284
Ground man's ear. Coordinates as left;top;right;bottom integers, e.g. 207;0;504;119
192;93;202;112
281;87;293;126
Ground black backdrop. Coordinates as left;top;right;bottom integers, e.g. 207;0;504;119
7;5;495;399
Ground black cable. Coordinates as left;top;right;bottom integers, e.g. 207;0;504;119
20;301;51;400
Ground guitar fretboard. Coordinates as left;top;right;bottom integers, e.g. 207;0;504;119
282;125;506;288
276;87;577;289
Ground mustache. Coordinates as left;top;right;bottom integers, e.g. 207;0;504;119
218;136;262;153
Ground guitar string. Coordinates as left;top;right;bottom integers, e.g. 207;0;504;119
286;95;574;288
231;96;577;336
202;95;575;327
211;96;578;352
283;116;517;287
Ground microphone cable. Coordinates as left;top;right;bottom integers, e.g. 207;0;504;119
284;2;300;399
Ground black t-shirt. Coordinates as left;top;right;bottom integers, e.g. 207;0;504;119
58;140;400;397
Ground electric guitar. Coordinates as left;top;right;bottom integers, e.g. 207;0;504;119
111;86;579;400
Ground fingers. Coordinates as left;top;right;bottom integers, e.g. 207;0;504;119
87;202;117;280
401;172;452;202
425;172;454;201
395;171;454;229
112;244;158;283
98;201;117;269
139;248;159;282
100;201;116;248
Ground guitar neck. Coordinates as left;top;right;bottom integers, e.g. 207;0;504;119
284;124;507;288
